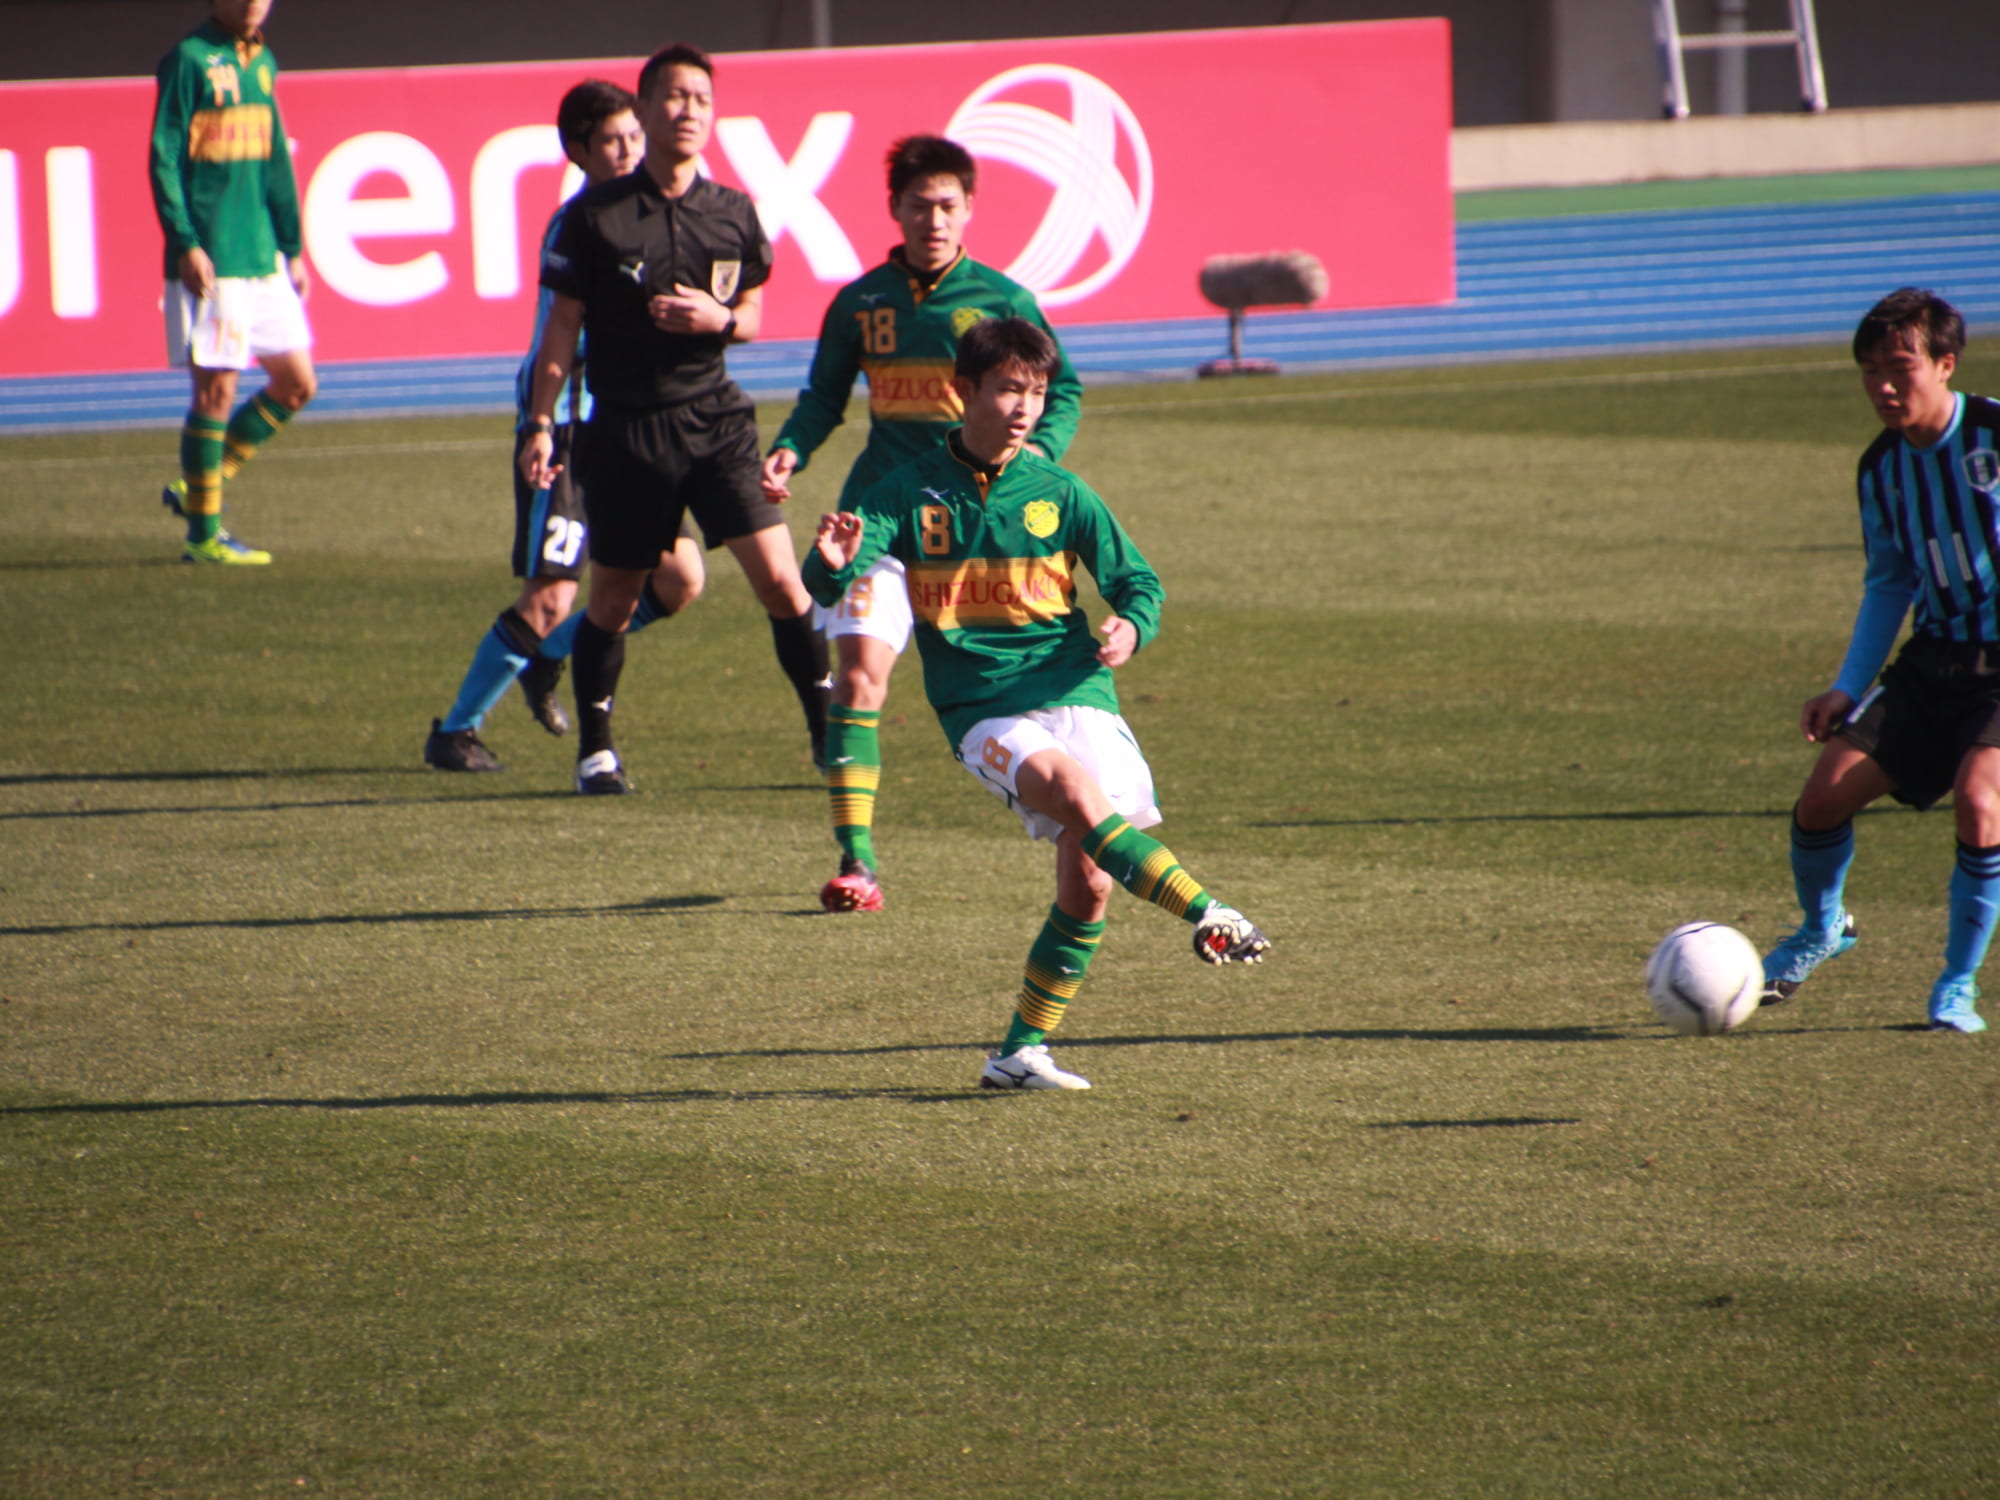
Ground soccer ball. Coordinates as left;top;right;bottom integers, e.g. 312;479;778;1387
1644;921;1764;1035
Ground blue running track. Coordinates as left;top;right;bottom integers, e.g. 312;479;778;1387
4;191;1994;433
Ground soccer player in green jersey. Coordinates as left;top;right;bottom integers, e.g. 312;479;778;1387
149;0;315;564
804;318;1269;1091
762;136;1083;914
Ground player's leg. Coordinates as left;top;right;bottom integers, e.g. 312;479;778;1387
980;836;1108;1092
565;410;677;794
428;442;583;770
539;523;706;662
178;364;240;553
221;344;315;482
819;564;911;911
1762;736;1889;1002
1931;745;2000;1033
721;523;829;761
968;709;1271;963
684;396;829;765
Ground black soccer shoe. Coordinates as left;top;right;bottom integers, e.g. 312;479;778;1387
424;718;503;773
575;748;629;795
518;654;569;737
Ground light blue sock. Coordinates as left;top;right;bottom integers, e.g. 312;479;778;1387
539;594;660;664
1942;842;2000;982
1790;816;1855;933
443;622;530;732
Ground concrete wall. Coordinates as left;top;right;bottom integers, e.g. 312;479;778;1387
5;0;1995;126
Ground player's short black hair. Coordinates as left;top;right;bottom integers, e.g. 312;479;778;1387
1853;287;1966;363
955;317;1060;385
556;79;638;158
638;42;715;99
886;135;977;201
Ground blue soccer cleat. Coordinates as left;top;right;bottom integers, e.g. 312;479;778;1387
1928;975;1987;1034
1760;911;1856;1005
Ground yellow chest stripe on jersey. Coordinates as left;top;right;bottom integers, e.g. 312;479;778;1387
864;359;960;420
188;104;273;163
905;555;1075;629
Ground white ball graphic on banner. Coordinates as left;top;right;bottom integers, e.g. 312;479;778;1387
946;64;1154;308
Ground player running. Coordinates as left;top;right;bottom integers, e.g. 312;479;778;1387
803;317;1268;1092
762;135;1082;913
1761;287;1999;1033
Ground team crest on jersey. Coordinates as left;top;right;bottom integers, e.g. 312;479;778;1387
258;65;273;93
1022;499;1060;538
1965;448;2000;494
952;307;988;338
711;259;742;303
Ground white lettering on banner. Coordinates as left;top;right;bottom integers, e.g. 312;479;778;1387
946;65;1153;308
470;124;567;300
0;151;18;316
715;112;861;283
304;131;453;306
46;147;97;318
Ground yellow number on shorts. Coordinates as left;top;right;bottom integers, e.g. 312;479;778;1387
853;308;897;355
982;737;1013;775
842;576;874;620
920;504;952;557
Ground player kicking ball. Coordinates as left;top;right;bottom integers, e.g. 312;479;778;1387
803;317;1269;1090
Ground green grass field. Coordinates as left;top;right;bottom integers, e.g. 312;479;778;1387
5;347;1998;1497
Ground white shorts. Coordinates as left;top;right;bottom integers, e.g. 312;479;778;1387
815;554;914;653
163;268;312;371
956;704;1162;844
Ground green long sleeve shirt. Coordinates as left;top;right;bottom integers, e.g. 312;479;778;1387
803;435;1162;748
771;251;1083;506
150;19;301;279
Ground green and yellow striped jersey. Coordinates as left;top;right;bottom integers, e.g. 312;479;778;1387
802;435;1163;747
149;20;301;279
770;250;1083;506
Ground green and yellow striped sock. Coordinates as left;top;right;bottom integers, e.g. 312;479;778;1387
1001;905;1105;1056
222;390;293;480
179;411;226;544
1080;814;1217;923
825;704;882;868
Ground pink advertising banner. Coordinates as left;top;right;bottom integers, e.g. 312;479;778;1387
0;21;1452;378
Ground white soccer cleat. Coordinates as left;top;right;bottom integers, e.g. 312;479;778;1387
978;1044;1090;1091
1192;904;1270;965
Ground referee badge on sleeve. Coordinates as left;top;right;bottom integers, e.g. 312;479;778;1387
711;260;742;303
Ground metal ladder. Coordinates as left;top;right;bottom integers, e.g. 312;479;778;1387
1651;0;1828;119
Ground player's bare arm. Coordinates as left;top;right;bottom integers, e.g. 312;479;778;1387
1800;689;1855;744
814;512;863;570
287;255;310;302
520;294;584;488
1097;614;1138;668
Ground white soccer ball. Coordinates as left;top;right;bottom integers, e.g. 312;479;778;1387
1644;921;1764;1035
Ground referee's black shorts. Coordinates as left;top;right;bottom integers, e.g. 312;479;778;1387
1838;633;2000;810
576;387;786;570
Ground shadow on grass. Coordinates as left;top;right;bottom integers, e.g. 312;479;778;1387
0;1025;1633;1118
1;894;722;937
1256;807;1798;829
0;1085;958;1117
1367;1116;1582;1130
0;769;409;787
